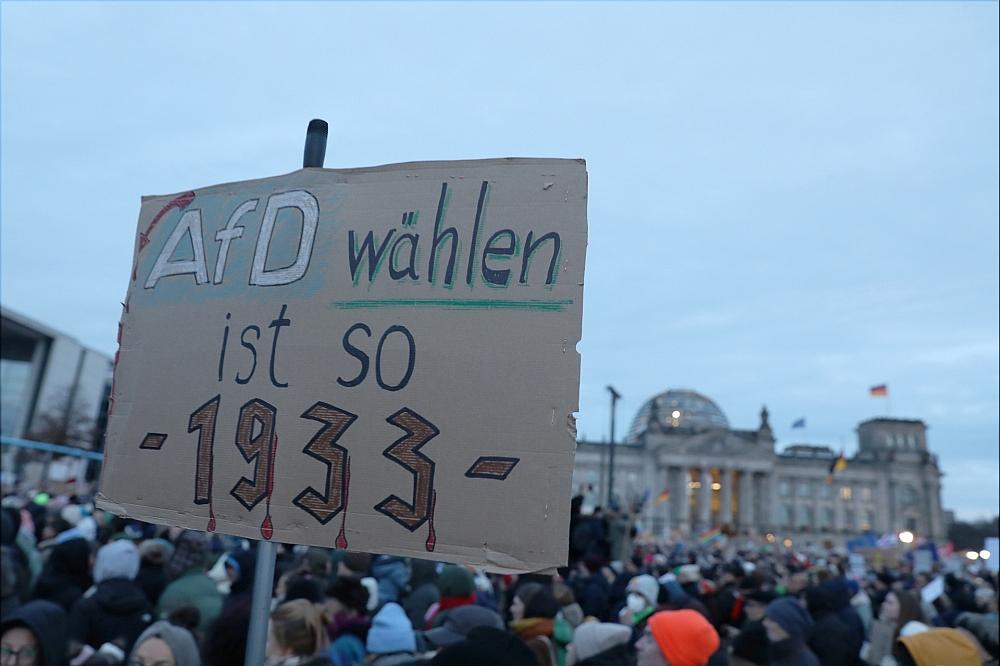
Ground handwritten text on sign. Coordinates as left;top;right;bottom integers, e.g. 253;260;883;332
97;159;587;573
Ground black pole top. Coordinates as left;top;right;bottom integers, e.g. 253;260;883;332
303;119;328;168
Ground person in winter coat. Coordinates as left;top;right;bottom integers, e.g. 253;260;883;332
223;549;257;610
566;622;631;666
370;557;409;607
402;559;439;631
570;556;611;622
324;577;371;666
68;539;153;655
730;588;774;666
364;603;417;666
430;626;535;666
804;586;858;666
426;566;475;628
130;620;202;666
817;578;864;658
509;583;574;666
267;599;330;666
861;589;927;666
1;600;68;666
423;604;504;650
31;538;91;613
157;530;222;636
135;539;172;607
618;575;659;628
636;609;719;666
763;598;820;666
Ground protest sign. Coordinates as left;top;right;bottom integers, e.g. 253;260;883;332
913;550;933;574
96;159;588;573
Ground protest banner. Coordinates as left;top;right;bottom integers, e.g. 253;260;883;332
96;158;588;573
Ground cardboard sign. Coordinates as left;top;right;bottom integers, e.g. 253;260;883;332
96;159;588;573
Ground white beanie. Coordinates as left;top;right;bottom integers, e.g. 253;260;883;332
94;540;140;583
628;574;660;606
572;622;631;661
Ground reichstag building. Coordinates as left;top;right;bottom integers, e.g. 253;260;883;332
573;389;946;542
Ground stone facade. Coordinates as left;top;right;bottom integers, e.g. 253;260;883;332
573;389;946;542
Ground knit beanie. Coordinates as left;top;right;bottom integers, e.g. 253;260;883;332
647;609;720;666
437;565;474;598
94;539;140;583
573;622;631;661
516;582;561;619
765;597;813;642
628;575;660;607
166;530;209;579
366;602;416;654
131;621;201;666
138;539;174;566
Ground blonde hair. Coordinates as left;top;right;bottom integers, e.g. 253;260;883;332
270;599;330;656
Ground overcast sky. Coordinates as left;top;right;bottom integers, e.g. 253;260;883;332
2;2;997;520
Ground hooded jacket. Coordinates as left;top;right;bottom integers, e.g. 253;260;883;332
805;587;861;666
32;538;92;613
69;578;153;653
1;600;68;666
766;598;820;666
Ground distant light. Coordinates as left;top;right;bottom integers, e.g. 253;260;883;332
898;531;914;544
711;482;721;491
783;538;793;548
766;533;776;543
966;551;979;561
671;410;681;419
979;549;991;560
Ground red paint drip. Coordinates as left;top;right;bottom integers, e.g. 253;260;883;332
207;508;216;533
131;191;196;281
335;455;350;549
260;432;279;540
425;489;437;552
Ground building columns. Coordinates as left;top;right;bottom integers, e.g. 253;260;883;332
676;467;691;536
738;471;754;532
697;467;712;532
720;467;733;527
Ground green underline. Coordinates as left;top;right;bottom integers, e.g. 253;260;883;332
333;298;573;311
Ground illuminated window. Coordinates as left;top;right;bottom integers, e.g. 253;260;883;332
840;486;852;501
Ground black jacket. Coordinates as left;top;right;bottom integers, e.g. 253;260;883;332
68;578;153;652
32;538;92;613
134;562;168;606
805;588;861;666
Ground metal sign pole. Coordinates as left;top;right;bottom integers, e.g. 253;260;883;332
243;119;329;666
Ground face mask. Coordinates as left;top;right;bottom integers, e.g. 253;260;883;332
627;593;647;613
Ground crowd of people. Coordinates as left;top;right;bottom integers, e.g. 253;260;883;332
1;491;997;666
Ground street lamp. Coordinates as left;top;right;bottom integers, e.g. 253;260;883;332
979;549;991;560
966;551;980;561
898;531;914;544
606;386;621;507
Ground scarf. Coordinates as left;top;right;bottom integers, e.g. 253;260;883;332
510;617;555;640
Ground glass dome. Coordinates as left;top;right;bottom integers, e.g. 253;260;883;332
627;389;729;440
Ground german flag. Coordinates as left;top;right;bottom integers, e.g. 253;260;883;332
826;451;847;484
869;384;888;397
